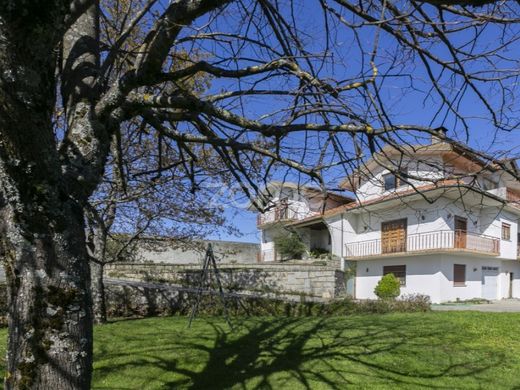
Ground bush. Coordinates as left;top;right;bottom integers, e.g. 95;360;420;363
309;247;329;259
105;286;431;319
356;294;431;314
374;273;401;300
274;232;306;260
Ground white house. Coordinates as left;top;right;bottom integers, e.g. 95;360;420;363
253;135;520;303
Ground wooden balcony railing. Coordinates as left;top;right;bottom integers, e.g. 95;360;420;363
257;206;316;226
345;230;500;259
506;188;520;204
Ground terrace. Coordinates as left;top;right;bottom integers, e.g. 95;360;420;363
345;230;500;259
257;202;317;226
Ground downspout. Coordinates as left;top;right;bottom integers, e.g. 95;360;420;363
340;213;345;271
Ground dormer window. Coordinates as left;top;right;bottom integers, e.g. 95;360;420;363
383;169;408;191
383;173;397;190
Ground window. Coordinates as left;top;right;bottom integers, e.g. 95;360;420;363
502;223;511;240
383;265;406;286
382;169;408;191
383;173;397;191
453;264;466;287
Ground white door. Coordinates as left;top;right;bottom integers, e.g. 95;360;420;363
482;267;499;300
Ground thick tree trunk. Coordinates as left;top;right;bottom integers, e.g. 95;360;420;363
0;6;95;389
1;201;93;389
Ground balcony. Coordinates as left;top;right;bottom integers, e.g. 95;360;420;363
507;188;520;204
345;230;500;259
257;205;316;226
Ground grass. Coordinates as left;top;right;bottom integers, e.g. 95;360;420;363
0;312;520;388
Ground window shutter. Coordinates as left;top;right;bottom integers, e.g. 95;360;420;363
383;265;406;286
502;223;511;240
454;264;466;287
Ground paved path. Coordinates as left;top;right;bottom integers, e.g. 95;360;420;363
432;299;520;312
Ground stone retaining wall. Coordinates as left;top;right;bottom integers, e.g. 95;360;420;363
106;263;346;299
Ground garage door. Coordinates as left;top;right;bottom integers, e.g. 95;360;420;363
482;266;499;300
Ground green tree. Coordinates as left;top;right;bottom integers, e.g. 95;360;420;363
274;232;307;260
374;274;401;300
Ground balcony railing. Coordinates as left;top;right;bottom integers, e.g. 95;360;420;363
345;230;500;259
257;206;316;226
507;188;520;204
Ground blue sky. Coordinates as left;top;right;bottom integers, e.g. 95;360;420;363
183;1;520;243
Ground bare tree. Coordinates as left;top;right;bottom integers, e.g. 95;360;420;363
86;122;234;324
0;0;519;388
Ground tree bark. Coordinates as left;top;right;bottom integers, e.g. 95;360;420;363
90;226;107;324
0;5;94;389
1;200;93;389
90;261;107;325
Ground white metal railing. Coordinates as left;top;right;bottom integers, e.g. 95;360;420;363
345;230;500;258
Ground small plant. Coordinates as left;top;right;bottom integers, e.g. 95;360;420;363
309;247;329;258
374;273;401;300
274;232;306;260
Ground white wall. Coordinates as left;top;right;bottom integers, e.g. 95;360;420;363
355;255;443;302
479;208;518;259
355;254;520;303
325;196;519;261
356;156;445;202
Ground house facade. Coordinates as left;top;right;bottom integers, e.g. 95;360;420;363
254;138;520;303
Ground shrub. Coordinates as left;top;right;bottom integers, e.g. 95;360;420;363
104;284;431;319
374;273;401;300
393;294;431;312
274;232;306;260
309;247;329;259
355;294;431;314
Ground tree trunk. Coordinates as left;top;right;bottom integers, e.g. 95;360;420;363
1;199;93;389
88;208;110;325
0;6;94;389
91;258;107;324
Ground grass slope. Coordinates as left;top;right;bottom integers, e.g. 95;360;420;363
0;312;519;389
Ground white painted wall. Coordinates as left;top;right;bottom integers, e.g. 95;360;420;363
356;156;446;202
355;255;520;303
356;255;443;302
325;196;520;261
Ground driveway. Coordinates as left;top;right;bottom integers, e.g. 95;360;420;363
432;299;520;312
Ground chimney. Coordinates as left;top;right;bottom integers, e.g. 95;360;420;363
431;126;448;144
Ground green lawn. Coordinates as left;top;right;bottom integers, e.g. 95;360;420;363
0;312;519;388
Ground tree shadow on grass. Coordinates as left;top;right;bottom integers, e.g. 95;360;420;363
93;316;510;389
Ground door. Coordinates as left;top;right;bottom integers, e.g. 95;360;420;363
510;272;514;299
454;216;467;249
482;266;499;300
381;219;407;254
